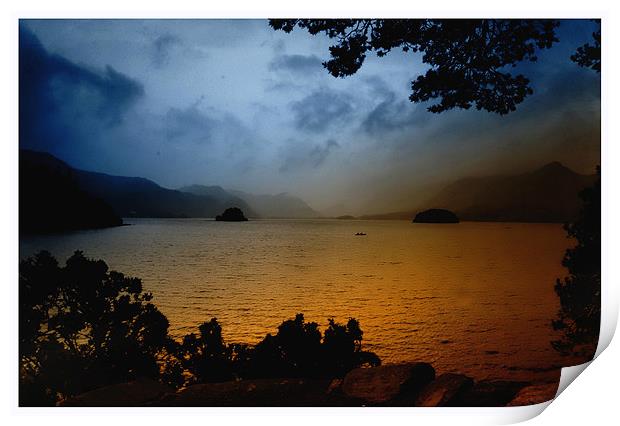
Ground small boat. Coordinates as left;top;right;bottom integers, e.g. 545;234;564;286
355;232;367;236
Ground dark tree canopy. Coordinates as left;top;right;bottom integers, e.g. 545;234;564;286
552;169;601;358
571;22;601;73
20;251;381;405
19;251;170;406
169;313;380;385
270;19;560;114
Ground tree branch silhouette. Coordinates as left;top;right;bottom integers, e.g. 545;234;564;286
269;19;560;114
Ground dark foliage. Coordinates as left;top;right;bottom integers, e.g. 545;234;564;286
171;313;380;385
174;318;235;384
571;20;601;73
269;19;560;114
552;168;601;358
20;252;380;404
215;207;248;222
413;209;459;223
19;251;171;406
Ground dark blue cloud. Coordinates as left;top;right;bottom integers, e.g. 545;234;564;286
19;24;144;156
291;90;354;133
152;33;181;68
269;54;323;74
361;92;430;136
164;103;215;144
279;138;340;173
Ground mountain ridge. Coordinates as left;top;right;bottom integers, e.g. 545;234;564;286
360;162;597;223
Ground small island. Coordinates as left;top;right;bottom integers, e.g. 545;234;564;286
412;209;459;224
215;207;248;222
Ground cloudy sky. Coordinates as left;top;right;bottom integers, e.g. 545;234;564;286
19;19;600;215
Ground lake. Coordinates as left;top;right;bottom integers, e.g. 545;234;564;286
20;218;575;382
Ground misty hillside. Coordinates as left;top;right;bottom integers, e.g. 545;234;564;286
20;150;123;233
21;150;250;219
426;162;597;223
360;162;597;223
229;190;320;219
177;185;257;217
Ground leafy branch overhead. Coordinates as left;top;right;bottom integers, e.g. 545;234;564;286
571;26;601;73
270;19;599;115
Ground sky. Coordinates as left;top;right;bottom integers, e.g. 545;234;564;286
19;19;601;215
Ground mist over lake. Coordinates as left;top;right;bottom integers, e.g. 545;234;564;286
21;218;571;382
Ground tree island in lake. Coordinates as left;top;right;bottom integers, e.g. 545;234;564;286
413;209;460;224
215;207;248;222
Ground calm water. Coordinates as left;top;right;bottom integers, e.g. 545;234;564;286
20;219;575;382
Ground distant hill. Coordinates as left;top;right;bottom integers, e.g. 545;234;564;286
21;150;252;220
178;185;257;218
427;162;597;223
20;150;123;233
229;190;320;219
76;170;249;218
362;162;597;223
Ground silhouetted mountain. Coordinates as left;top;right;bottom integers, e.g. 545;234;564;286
75;170;228;218
426;162;597;223
20;150;123;233
178;185;257;218
20;150;253;220
361;162;597;223
229;190;320;219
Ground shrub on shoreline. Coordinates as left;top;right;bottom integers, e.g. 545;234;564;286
19;251;379;405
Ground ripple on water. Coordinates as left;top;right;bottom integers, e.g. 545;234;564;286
20;219;575;382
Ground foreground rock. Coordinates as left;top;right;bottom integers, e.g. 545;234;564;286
412;208;459;223
151;378;361;407
507;383;559;406
59;378;173;407
215;207;248;221
415;373;473;407
455;380;530;406
342;362;435;404
58;363;559;407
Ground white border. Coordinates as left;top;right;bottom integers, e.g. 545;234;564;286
2;1;617;425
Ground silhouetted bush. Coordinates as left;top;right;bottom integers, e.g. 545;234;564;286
19;251;170;406
322;318;381;377
552;168;601;358
172;313;380;385
20;252;381;404
176;318;236;384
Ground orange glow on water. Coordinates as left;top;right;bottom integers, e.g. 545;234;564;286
21;219;576;382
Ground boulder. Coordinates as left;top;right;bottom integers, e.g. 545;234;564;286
412;209;459;223
215;207;248;221
456;380;530;406
152;378;360;407
342;362;435;404
59;378;173;407
415;373;474;407
507;383;559;406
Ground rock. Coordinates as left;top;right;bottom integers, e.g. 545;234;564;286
412;208;459;223
59;378;173;407
342;363;435;404
326;378;344;394
507;383;559;406
151;378;361;407
456;380;530;406
415;373;474;407
215;207;248;221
